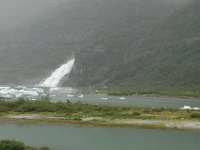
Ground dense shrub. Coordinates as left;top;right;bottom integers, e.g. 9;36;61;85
0;140;49;150
190;113;200;119
0;140;25;150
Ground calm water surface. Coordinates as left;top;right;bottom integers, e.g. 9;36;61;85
59;94;200;108
0;123;200;150
0;86;200;108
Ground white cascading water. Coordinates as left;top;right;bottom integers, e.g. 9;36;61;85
39;58;75;87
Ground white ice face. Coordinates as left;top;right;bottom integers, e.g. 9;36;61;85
0;86;45;99
40;58;75;87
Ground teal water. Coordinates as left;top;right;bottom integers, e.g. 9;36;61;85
58;94;200;108
0;123;200;150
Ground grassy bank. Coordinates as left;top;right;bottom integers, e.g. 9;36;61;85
0;98;200;121
0;140;49;150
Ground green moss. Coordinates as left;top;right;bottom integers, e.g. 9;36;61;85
0;140;49;150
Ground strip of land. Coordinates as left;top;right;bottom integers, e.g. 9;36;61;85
0;98;200;130
1;113;200;130
92;87;200;98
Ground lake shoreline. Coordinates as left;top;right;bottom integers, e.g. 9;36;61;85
1;114;200;131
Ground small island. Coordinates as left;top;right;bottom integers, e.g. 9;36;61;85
0;97;200;130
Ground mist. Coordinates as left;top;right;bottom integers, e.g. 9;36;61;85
0;0;67;30
0;0;192;31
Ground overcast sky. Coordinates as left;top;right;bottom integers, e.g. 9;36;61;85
0;0;67;30
0;0;191;31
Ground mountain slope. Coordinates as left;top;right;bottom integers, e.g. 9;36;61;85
0;0;178;85
121;0;200;89
0;0;198;90
68;0;200;90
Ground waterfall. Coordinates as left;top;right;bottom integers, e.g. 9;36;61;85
39;58;75;87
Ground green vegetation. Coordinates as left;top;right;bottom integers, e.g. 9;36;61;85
0;140;49;150
190;113;200;119
0;98;200;121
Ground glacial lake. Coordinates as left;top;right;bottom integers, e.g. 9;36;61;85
0;122;200;150
0;86;200;109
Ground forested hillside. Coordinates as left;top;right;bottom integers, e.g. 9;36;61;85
0;0;199;92
68;0;200;91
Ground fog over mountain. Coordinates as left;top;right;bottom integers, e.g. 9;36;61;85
0;0;199;91
0;0;60;30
